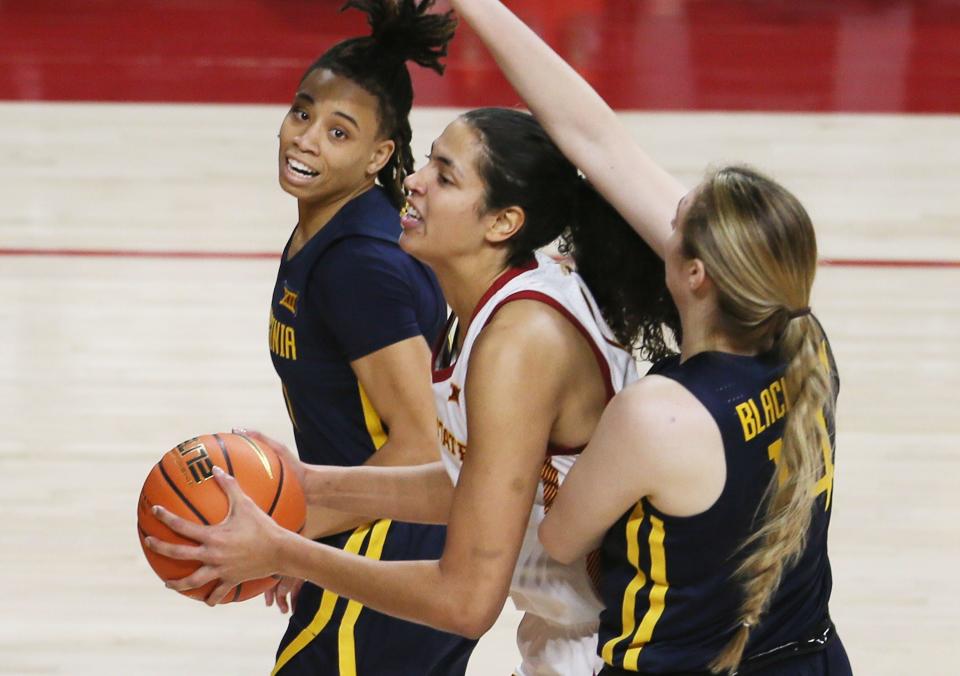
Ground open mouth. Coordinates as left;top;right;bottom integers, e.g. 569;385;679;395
286;157;319;178
400;201;424;228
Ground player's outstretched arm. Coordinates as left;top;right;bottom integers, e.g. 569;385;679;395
449;0;685;259
147;303;567;636
246;429;455;528
301;335;456;536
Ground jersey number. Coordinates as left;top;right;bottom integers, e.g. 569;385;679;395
766;409;834;511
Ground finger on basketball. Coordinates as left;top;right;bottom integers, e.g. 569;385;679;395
206;581;234;606
166;565;218;592
212;466;243;507
145;536;203;561
152;505;207;541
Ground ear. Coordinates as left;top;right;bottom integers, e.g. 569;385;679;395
687;258;712;298
484;206;526;244
366;138;396;177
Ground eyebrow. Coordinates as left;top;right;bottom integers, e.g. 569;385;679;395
292;92;360;130
429;141;462;178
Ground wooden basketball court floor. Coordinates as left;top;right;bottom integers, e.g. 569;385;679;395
1;100;958;675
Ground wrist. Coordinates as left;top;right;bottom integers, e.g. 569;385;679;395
301;464;329;506
269;524;296;577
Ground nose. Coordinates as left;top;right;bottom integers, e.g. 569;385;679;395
404;167;425;194
293;123;322;155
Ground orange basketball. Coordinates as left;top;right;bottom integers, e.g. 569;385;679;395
136;432;306;603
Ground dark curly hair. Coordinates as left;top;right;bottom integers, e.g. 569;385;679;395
305;0;456;208
460;108;679;361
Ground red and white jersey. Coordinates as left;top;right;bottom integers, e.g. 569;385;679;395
432;252;639;628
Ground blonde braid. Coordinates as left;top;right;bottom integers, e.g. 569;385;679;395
679;166;831;673
709;315;833;674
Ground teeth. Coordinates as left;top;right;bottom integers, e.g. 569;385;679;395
403;203;422;220
288;158;318;176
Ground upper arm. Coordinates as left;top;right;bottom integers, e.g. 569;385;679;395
540;376;701;564
349;336;439;466
438;309;570;629
564;115;686;259
313;240;443;466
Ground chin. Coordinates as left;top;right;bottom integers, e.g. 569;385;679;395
398;233;430;263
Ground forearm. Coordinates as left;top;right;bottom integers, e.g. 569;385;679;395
452;0;617;147
299;433;452;537
303;461;454;531
450;0;680;255
272;528;496;638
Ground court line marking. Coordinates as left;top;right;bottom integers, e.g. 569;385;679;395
0;248;958;269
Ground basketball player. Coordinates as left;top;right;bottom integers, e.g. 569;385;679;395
250;0;476;673
447;1;853;673
146;107;678;676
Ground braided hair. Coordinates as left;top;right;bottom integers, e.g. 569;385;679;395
306;0;456;208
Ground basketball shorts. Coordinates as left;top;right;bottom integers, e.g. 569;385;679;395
272;519;477;676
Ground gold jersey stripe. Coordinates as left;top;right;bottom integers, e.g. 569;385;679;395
270;525;373;676
282;382;300;432
338;519;393;676
623;515;670;670
358;384;388;450
601;502;646;665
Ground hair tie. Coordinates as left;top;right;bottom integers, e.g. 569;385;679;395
788;307;811;320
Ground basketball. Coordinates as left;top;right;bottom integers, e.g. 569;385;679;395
136;432;306;603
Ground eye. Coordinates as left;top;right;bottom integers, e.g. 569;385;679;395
289;106;308;122
425;154;452;186
330;128;348;140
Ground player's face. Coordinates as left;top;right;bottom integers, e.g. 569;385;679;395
278;69;390;203
398;118;493;265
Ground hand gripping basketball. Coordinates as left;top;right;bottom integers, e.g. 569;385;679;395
146;467;287;606
137;432;306;604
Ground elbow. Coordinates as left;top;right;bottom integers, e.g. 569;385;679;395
448;606;500;640
436;581;504;639
538;519;578;566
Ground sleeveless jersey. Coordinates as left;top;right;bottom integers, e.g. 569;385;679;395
433;251;639;627
597;330;839;674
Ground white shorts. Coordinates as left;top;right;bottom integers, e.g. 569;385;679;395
513;613;603;676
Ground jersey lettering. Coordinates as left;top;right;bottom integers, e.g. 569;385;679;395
735;376;789;441
269;310;298;360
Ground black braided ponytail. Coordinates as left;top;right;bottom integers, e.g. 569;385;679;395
305;0;456;208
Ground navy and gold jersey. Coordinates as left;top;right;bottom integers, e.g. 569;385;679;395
598;330;839;674
267;186;475;676
269;186;446;466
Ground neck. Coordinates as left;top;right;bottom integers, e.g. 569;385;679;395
296;180;376;242
678;305;759;362
431;252;512;345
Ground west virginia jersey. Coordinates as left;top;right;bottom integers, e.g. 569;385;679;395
598;328;840;675
268;186;476;676
433;252;639;676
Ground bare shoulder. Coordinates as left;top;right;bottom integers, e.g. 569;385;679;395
607;376;720;471
473;298;583;363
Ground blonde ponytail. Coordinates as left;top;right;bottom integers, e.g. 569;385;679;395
709;315;833;674
679;166;831;674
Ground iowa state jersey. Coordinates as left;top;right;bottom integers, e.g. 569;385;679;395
598;330;839;673
269;186;446;466
433;251;640;628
